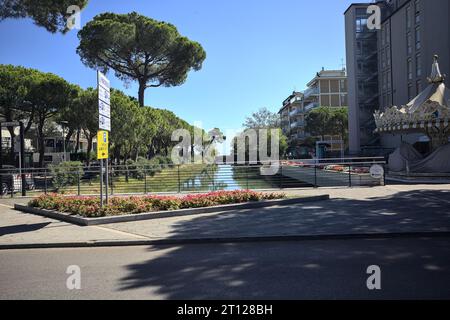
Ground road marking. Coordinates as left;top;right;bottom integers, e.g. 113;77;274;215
91;226;150;240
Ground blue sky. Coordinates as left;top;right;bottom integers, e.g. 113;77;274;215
0;0;354;135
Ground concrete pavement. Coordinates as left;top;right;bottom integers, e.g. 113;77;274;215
1;238;450;299
1;184;450;248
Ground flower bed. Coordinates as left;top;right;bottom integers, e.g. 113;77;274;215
28;190;286;218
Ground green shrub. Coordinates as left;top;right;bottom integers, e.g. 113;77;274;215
49;161;84;191
124;156;174;180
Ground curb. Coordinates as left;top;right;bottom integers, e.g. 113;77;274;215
14;195;330;226
1;231;450;250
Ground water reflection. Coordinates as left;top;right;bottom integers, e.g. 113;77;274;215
182;165;277;192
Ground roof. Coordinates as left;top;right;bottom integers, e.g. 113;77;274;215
279;91;303;114
306;69;347;87
343;2;372;15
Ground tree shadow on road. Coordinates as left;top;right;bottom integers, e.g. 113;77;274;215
118;189;450;299
161;189;450;238
0;222;51;236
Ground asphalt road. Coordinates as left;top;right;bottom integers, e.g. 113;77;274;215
1;237;450;300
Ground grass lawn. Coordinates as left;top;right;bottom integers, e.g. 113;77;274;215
35;164;217;195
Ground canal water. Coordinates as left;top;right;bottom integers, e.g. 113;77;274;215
181;165;278;192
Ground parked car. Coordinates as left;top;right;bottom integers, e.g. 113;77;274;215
0;166;35;195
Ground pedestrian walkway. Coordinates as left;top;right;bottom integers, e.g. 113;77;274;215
1;185;450;248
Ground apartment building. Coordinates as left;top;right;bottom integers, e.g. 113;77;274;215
0;124;92;166
345;0;450;155
280;91;305;142
303;68;348;112
279;69;348;157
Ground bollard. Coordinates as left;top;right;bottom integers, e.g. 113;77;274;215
77;170;81;196
314;165;318;188
44;169;48;194
348;165;352;187
177;165;181;193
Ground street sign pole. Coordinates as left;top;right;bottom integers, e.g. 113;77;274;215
0;127;2;170
20;122;26;196
100;159;104;208
105;159;109;203
97;71;111;206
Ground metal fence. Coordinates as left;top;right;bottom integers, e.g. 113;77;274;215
0;158;386;198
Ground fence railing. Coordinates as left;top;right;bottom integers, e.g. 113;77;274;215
0;158;386;198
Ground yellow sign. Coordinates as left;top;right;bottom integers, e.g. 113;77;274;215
97;130;109;159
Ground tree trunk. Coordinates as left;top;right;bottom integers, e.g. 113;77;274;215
138;83;146;107
38;119;45;168
65;128;74;153
75;129;81;154
7;127;15;165
147;143;155;159
114;148;121;165
86;135;93;166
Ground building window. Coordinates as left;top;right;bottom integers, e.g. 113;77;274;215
416;80;422;93
407;58;413;80
340;94;348;106
415;0;421;24
386;22;390;42
356;17;368;33
407;33;412;56
408;83;414;100
416;53;422;77
340;80;346;92
386;47;391;66
406;6;411;29
387;71;392;91
415;27;421;50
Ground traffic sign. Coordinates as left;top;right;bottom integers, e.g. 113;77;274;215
97;130;109;160
370;164;384;179
99;114;111;131
97;71;110;90
97;72;111;207
97;71;111;132
98;85;110;105
99;99;110;118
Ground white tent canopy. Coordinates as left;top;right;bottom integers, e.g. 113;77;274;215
374;55;450;149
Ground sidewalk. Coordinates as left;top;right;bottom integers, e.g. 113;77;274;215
1;184;450;249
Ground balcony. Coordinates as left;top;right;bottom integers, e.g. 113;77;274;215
290;132;308;140
283;95;303;107
289;108;303;117
304;102;319;112
290;120;305;129
303;87;319;100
